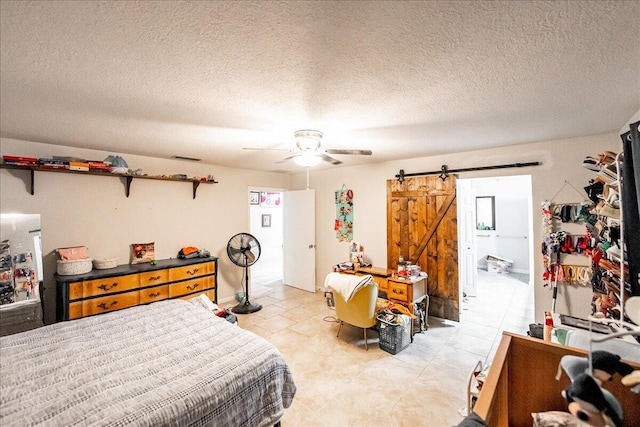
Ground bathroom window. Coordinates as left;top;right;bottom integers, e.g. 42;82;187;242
476;196;495;230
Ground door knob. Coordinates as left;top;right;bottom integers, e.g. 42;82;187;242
308;244;316;249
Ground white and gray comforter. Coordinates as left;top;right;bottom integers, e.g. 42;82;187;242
0;299;296;426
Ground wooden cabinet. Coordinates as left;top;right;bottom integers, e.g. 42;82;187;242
474;333;640;426
343;266;427;312
387;276;426;310
352;266;392;293
56;257;218;321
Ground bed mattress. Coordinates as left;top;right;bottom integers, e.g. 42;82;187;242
0;299;296;426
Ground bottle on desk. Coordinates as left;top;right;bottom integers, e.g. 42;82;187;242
543;311;554;341
398;256;406;273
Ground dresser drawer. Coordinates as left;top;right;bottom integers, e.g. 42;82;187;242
69;291;140;319
388;281;411;303
140;270;169;287
169;276;214;298
375;277;389;291
355;271;389;292
169;262;214;281
139;285;169;304
69;274;139;300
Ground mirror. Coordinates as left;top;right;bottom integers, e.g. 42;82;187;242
476;196;495;230
0;214;42;305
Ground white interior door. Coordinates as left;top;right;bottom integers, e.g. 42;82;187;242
283;189;316;292
457;180;478;297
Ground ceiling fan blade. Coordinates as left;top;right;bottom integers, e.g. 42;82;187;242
242;147;291;152
275;154;301;164
325;149;372;156
321;154;342;165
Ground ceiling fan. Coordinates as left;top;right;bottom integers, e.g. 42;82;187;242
243;129;372;167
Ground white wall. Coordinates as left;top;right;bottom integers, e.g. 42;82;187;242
470;175;531;273
292;132;621;324
0;138;292;324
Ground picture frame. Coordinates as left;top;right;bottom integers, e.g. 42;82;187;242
260;191;281;207
131;242;155;264
249;191;260;205
262;214;271;228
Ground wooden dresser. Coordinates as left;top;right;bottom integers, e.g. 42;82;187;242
343;266;427;312
55;257;217;321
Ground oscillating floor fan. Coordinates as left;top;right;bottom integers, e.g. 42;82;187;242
227;232;262;314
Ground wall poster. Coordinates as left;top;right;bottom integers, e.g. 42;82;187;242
335;185;354;242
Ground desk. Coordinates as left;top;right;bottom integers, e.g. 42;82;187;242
352;266;393;294
338;267;429;339
340;267;427;314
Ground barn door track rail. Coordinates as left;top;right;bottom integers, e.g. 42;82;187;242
395;161;542;183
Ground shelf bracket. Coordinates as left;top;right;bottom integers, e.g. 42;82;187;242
124;176;133;197
29;169;34;195
192;181;200;199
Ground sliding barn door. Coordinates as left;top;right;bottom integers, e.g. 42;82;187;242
387;175;459;321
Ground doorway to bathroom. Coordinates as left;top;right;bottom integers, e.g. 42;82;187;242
457;175;535;340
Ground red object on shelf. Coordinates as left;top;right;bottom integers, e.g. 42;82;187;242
3;155;38;163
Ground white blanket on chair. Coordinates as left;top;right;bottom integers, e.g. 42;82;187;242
325;272;373;302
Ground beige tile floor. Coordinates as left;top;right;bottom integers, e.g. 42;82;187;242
228;269;534;427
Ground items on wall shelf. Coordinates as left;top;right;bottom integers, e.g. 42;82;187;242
0;162;218;199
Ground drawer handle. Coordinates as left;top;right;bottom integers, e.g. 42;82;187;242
186;283;200;291
393;289;405;295
97;283;118;292
148;275;162;281
186;268;199;276
97;301;118;310
147;292;161;298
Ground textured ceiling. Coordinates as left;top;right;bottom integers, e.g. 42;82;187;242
1;1;638;173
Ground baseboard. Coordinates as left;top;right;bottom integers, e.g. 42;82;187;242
218;295;237;305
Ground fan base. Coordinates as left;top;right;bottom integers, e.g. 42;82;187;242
231;301;263;314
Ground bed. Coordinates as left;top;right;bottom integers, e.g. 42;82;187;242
0;299;296;426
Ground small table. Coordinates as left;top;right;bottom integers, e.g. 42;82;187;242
388;275;429;335
338;267;429;337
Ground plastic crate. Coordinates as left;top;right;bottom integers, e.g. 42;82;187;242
377;313;411;354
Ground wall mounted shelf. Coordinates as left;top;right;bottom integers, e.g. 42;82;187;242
0;164;218;199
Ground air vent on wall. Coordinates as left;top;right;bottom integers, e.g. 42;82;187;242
171;155;201;162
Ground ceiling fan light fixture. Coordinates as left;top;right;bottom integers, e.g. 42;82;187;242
294;129;323;151
294;152;322;167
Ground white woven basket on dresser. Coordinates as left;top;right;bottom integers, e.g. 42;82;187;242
93;258;118;270
57;258;93;275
